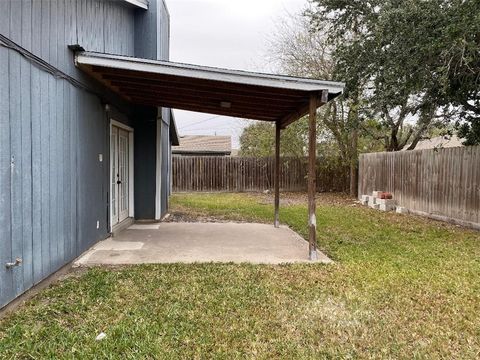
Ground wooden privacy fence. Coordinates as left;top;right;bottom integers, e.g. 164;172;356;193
358;146;480;228
172;156;349;193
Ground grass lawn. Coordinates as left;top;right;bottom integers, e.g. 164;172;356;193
1;193;479;359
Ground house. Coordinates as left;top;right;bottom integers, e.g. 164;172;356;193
403;135;464;151
0;0;176;308
0;0;344;308
173;135;232;156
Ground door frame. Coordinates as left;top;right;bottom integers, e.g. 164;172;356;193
110;119;134;230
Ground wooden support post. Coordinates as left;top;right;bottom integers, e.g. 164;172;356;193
274;121;281;228
308;93;318;261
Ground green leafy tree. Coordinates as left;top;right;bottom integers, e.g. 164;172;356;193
308;0;480;146
431;0;480;145
239;119;311;157
239;123;276;158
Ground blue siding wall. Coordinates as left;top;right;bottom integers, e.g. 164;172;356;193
158;1;171;217
158;1;171;216
134;0;172;219
158;0;171;61
0;0;153;308
135;0;170;61
133;108;158;220
0;0;12;307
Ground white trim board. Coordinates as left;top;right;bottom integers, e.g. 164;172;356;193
155;112;162;220
111;119;133;132
109;119;135;230
128;131;134;218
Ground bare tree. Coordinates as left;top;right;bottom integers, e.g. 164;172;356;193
267;14;333;79
267;14;361;196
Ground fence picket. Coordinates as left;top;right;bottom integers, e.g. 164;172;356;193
358;146;480;227
172;156;348;193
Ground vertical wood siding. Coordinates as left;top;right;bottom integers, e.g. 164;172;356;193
358;147;480;227
2;0;135;77
0;0;13;307
158;0;170;61
172;156;349;193
0;0;141;307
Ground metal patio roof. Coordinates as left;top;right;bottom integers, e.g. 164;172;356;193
75;52;344;128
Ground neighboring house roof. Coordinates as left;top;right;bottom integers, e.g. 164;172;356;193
173;135;232;155
404;135;464;151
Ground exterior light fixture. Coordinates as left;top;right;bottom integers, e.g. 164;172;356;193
220;101;231;109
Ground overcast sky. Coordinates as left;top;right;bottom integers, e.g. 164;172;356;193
167;0;307;148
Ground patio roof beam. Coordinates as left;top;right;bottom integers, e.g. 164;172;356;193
118;87;297;110
279;102;309;129
101;75;307;102
279;90;329;129
101;75;304;104
92;67;310;97
129;98;279;121
126;92;290;113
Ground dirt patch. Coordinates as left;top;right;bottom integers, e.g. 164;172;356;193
256;192;358;207
166;192;359;224
164;210;253;224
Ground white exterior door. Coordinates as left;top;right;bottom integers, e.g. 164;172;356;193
111;125;131;226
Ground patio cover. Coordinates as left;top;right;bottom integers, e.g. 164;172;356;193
75;51;345;261
75;52;344;128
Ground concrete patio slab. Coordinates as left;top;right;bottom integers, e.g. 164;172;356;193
75;222;332;266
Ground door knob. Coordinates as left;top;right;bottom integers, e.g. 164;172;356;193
117;180;122;184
